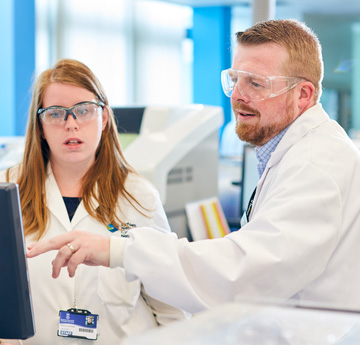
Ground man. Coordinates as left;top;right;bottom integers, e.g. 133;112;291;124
27;19;360;314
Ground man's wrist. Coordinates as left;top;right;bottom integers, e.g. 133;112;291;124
109;236;127;268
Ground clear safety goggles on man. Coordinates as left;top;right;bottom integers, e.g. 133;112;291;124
38;101;105;125
221;68;304;101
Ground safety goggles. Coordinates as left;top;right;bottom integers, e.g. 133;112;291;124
221;68;303;101
38;101;105;125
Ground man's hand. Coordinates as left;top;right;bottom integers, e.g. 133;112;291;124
27;231;110;278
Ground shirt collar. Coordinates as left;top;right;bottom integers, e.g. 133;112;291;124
255;126;289;178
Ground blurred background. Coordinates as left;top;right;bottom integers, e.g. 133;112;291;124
3;0;360;137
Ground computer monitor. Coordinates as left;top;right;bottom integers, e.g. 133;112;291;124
0;183;35;339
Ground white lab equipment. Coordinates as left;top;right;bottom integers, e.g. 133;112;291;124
115;105;224;239
0;136;25;170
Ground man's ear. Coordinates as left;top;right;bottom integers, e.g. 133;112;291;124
297;81;315;110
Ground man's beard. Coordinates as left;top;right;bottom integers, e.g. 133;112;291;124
235;96;295;146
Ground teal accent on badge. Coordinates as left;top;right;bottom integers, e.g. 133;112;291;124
107;224;118;233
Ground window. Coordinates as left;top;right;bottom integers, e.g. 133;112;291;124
35;0;193;107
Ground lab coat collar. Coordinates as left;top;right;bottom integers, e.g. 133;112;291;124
45;165;99;230
256;103;329;191
71;195;99;229
264;103;329;171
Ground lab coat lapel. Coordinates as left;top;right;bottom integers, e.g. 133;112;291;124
46;169;72;231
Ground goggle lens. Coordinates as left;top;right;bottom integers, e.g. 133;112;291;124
38;102;104;125
221;69;302;101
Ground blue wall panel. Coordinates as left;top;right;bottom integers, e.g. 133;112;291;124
0;0;35;136
193;6;232;133
14;0;35;135
0;0;15;136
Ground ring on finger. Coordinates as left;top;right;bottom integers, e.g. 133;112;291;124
67;243;76;254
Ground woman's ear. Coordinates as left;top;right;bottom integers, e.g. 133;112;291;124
102;105;109;131
297;81;315;110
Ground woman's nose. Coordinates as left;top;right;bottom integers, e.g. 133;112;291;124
64;114;79;130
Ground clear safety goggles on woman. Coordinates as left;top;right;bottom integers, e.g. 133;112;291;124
38;101;105;125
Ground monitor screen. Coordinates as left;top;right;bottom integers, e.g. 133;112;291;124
0;183;35;340
112;106;145;134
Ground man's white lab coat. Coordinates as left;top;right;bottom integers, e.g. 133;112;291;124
111;103;360;314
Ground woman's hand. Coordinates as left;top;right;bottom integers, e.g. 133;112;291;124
27;231;110;278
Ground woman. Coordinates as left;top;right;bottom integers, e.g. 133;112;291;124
1;59;186;344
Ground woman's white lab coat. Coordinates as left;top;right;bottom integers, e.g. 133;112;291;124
111;103;360;313
1;167;186;344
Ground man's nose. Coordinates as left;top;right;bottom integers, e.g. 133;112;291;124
231;83;250;103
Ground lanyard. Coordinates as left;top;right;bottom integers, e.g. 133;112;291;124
240;187;257;228
58;265;99;340
73;266;81;309
246;187;257;223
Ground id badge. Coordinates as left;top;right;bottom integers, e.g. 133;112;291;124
58;308;99;340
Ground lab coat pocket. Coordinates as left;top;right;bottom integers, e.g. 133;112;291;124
97;266;141;308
